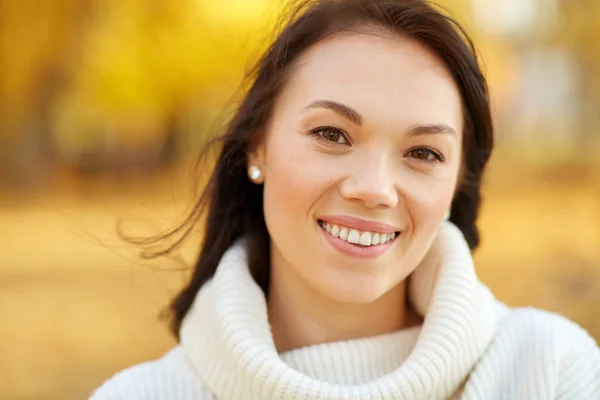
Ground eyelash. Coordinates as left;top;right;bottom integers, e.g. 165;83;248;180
309;125;445;163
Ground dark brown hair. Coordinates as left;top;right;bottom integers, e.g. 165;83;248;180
145;0;494;337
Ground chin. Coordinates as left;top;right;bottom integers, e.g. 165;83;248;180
316;272;393;305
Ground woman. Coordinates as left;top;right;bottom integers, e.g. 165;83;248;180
91;0;600;398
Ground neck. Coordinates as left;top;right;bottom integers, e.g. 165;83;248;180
267;255;419;354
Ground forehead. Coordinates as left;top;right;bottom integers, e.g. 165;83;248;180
278;31;463;132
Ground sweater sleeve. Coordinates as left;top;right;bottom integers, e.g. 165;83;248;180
555;321;600;400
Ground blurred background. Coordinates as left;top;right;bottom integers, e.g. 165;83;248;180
1;0;599;398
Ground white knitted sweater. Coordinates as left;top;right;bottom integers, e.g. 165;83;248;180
91;223;600;399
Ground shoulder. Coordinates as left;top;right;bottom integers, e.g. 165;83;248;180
89;346;212;400
473;304;599;398
496;305;598;354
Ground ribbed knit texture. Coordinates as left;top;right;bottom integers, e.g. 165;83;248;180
90;222;600;399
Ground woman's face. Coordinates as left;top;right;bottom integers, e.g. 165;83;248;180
250;31;463;304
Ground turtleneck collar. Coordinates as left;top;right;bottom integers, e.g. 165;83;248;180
180;222;498;399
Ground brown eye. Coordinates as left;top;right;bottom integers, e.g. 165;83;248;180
410;149;432;160
406;147;443;163
322;130;342;143
311;126;348;145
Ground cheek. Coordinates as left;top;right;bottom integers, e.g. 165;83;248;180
262;136;330;239
402;169;457;232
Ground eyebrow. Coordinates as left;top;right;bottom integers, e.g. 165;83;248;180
406;123;457;138
304;100;364;125
304;99;457;138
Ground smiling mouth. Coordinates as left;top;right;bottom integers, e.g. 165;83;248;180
317;220;400;247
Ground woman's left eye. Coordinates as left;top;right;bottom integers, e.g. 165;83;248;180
405;147;444;163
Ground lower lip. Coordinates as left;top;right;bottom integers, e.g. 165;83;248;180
318;223;397;258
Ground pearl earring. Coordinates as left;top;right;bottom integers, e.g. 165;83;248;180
248;165;262;181
444;211;451;221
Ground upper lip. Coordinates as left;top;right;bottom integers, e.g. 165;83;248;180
318;215;400;233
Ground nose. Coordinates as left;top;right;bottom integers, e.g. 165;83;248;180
339;154;398;209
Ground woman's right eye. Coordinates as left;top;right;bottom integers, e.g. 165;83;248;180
310;126;349;145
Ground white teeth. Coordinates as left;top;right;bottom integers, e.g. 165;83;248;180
371;233;380;245
359;232;371;246
330;225;340;237
320;221;397;246
339;227;348;240
347;230;360;244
